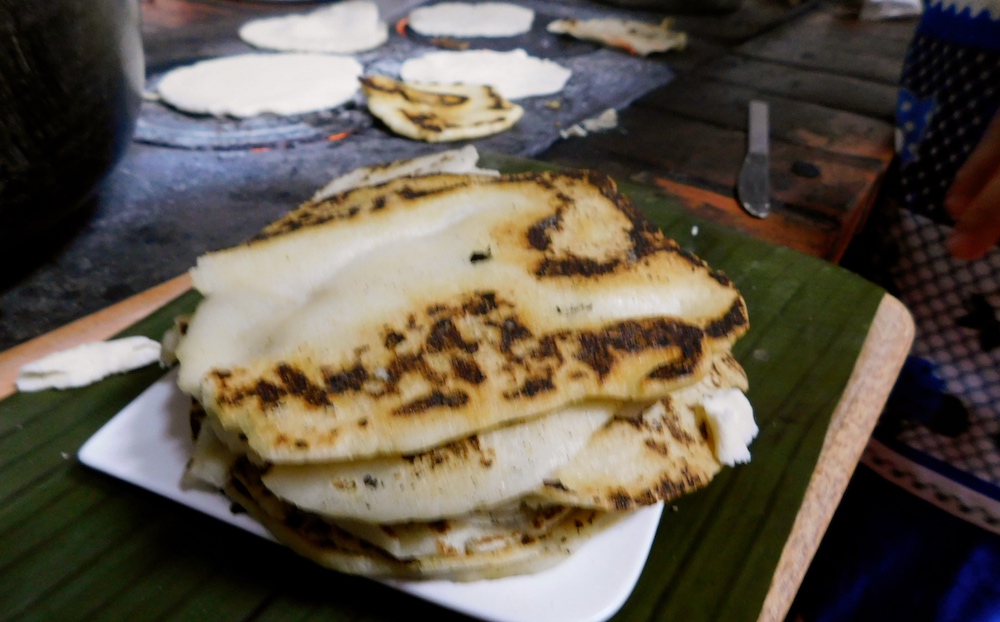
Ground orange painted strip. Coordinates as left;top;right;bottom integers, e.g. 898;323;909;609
652;177;742;213
396;17;409;37
651;177;833;259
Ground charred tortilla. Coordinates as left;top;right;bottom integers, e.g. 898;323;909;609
176;171;747;464
227;459;623;581
173;159;755;582
547;17;687;57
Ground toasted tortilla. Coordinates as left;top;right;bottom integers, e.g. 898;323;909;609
260;402;613;523
311;145;498;202
530;353;746;510
227;460;622;580
546;18;687;57
361;75;524;142
333;503;572;560
175;171;747;464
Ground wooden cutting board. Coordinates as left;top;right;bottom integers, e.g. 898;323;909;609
0;170;914;622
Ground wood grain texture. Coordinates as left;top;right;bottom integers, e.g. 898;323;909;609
758;294;914;622
701;56;899;122
0;274;191;400
736;36;905;85
541;100;889;260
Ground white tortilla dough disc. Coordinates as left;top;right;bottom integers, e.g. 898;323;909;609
156;53;363;118
238;1;388;54
399;49;571;100
408;2;534;38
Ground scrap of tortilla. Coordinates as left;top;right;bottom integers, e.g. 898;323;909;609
361;74;524;143
175;171;748;463
547;17;687;56
311;145;498;202
529;352;747;510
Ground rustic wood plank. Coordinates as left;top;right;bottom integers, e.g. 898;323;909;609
702;55;899;122
549;103;886;216
796;4;920;44
759;294;913;622
658;36;730;76
637;76;895;161
670;0;819;44
541;104;886;260
727;0;913;84
736;35;905;84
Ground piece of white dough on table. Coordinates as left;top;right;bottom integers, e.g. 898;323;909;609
16;336;162;392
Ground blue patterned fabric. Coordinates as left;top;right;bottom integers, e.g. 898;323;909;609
788;3;1000;621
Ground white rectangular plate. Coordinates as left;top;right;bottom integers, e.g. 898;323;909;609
79;370;663;622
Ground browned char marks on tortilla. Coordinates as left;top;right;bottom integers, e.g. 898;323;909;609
525;170;711;279
577;318;704;380
704;297;749;339
394;389;469;415
229;459;408;564
604;464;710;510
251;174;473;241
361;75;467;107
401;434;497;471
211;291;709;424
212;363;331;409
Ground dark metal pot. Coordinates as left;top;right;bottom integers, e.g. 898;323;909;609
0;0;143;244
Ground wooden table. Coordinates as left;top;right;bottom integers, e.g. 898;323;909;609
541;0;914;261
0;2;918;621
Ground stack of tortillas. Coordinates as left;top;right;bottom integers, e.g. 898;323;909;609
170;148;757;581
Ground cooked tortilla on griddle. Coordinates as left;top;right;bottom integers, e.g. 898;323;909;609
361;75;524;142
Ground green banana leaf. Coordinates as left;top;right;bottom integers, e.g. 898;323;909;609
0;156;887;622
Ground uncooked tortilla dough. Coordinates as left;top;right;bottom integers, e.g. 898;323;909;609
156;53;363;118
407;2;534;38
398;49;571;100
239;1;388;54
